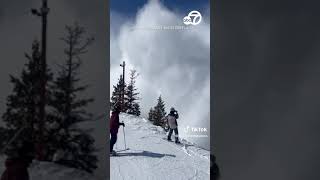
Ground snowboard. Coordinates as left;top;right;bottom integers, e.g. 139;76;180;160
162;137;183;146
162;137;195;148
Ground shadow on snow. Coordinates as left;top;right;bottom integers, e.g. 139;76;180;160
115;150;176;158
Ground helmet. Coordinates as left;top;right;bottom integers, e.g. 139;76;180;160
170;107;175;112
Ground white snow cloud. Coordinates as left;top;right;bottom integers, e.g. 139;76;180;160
110;0;210;149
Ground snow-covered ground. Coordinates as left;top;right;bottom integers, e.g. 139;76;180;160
111;113;210;180
0;156;93;180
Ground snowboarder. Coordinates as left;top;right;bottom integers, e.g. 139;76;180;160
165;107;180;143
1;141;34;180
110;107;125;155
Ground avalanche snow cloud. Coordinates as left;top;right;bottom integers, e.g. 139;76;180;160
110;0;210;149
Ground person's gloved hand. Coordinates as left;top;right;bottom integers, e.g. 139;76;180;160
120;122;125;127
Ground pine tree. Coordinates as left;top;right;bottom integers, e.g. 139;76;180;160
148;108;155;122
125;70;141;116
152;95;167;127
49;23;97;173
111;75;126;112
133;103;141;116
0;127;14;153
1;40;53;157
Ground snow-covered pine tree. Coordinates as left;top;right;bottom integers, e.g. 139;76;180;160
133;103;141;116
111;75;126;112
148;108;155;122
152;95;167;127
1;40;53;157
49;23;97;173
125;69;141;116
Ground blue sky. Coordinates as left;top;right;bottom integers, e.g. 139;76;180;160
111;0;209;15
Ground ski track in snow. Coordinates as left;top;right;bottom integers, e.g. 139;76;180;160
111;113;210;180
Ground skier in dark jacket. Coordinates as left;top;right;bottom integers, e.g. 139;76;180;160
110;107;125;155
1;141;34;180
165;107;180;143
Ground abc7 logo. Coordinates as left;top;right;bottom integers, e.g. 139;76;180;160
183;11;202;25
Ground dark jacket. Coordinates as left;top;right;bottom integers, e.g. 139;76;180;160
110;111;124;134
1;158;32;180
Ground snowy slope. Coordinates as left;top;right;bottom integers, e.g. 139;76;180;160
111;113;210;180
0;156;94;180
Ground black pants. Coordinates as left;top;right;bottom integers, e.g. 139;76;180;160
110;133;118;152
168;128;179;141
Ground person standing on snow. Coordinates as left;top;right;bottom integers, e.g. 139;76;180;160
165;107;180;143
110;107;125;155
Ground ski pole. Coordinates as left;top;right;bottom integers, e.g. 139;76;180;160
122;121;127;150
